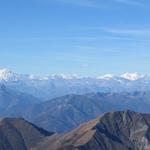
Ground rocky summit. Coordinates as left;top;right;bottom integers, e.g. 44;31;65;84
41;110;150;150
1;110;150;150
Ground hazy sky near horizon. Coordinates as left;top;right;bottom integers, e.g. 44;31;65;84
1;0;150;76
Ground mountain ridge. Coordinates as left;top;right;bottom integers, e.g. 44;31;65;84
0;68;146;81
23;92;150;132
1;69;150;99
0;117;53;150
0;110;150;150
36;110;150;150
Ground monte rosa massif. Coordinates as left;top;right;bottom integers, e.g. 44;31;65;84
0;68;150;99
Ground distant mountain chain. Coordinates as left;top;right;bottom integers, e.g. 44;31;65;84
1;68;150;99
1;110;150;150
0;68;143;81
1;69;150;150
1;68;150;133
1;84;150;132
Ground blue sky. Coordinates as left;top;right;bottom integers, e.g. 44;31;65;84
0;0;150;76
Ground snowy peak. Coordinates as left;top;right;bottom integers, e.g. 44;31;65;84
97;73;143;81
0;68;44;81
0;69;18;81
0;69;146;81
120;72;142;81
0;69;81;81
97;74;114;80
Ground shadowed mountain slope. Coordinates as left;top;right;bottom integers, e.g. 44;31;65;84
0;118;53;150
38;110;150;150
1;110;150;150
0;84;40;117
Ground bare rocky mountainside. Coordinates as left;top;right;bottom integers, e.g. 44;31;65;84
1;110;150;150
0;118;53;150
37;110;150;150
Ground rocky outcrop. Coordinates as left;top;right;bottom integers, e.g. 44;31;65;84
41;110;150;150
1;110;150;150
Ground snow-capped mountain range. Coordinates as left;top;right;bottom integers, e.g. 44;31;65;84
1;68;150;100
0;68;145;81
